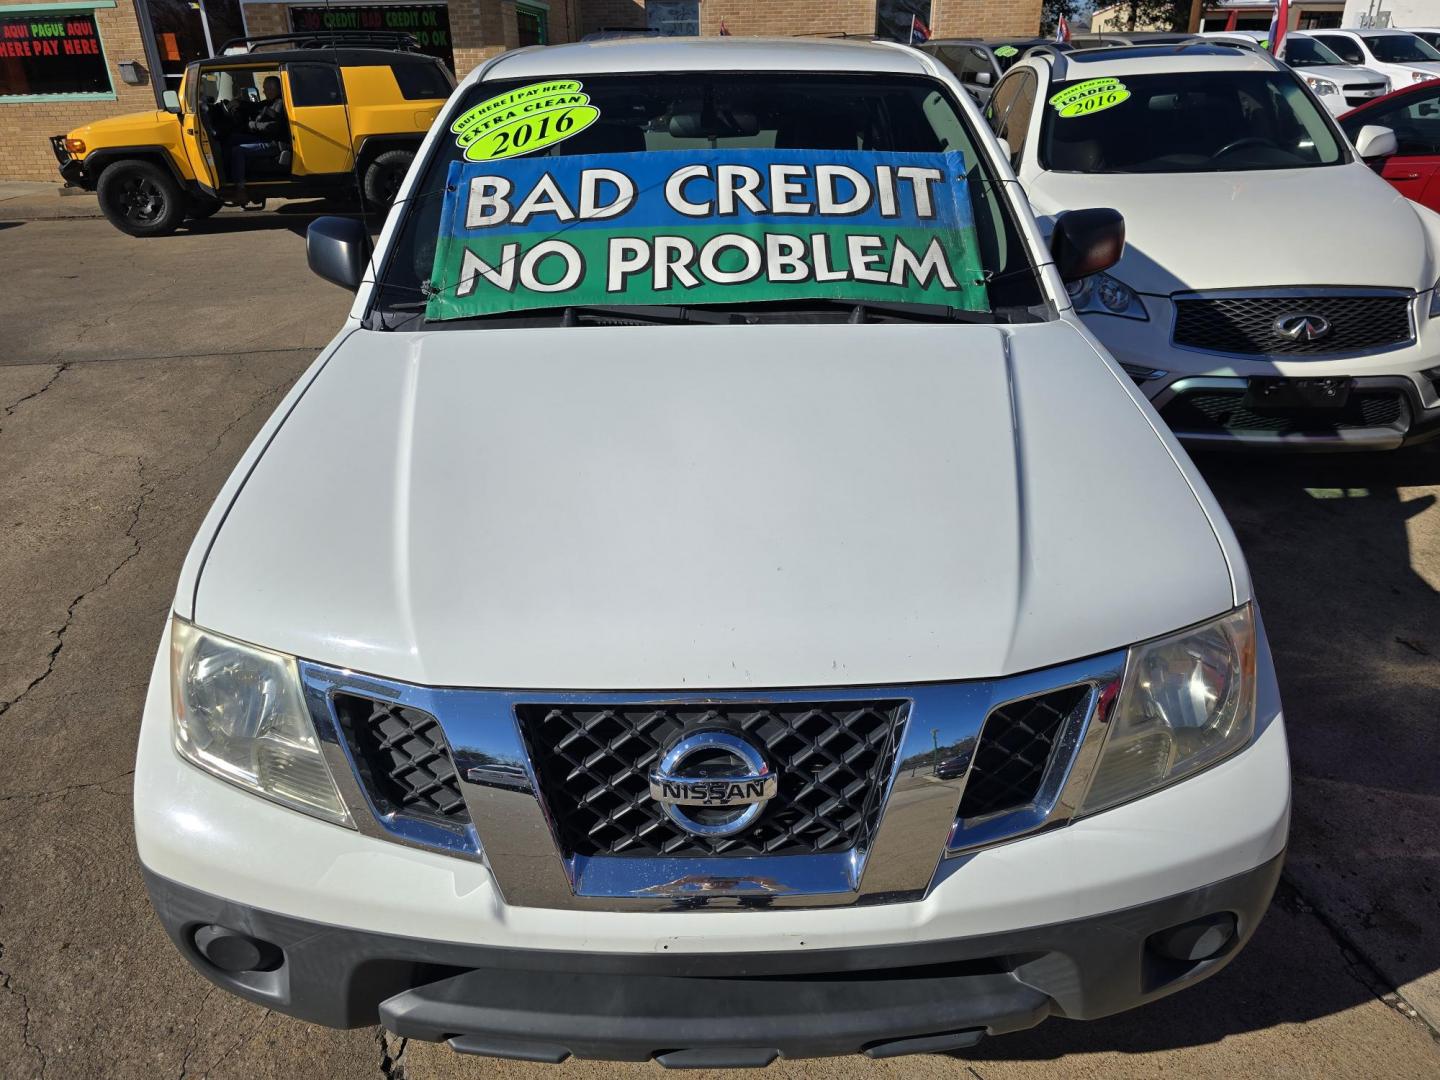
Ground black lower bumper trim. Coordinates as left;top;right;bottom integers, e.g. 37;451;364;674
143;851;1282;1063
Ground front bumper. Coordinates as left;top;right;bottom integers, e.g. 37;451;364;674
50;135;89;189
145;852;1283;1063
1084;297;1440;450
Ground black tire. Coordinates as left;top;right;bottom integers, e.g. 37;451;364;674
362;149;414;209
96;160;185;237
187;193;224;220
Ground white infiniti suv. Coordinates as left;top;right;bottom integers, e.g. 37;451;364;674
133;36;1289;1065
989;41;1440;449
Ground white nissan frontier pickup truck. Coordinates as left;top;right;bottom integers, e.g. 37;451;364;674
134;35;1290;1067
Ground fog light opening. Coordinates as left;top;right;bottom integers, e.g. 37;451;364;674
1147;912;1238;963
192;924;282;973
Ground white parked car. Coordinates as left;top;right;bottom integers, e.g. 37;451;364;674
134;36;1289;1064
1202;30;1390;114
1302;28;1440;87
990;40;1440;448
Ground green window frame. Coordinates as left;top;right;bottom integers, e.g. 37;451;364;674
0;0;118;103
515;1;547;46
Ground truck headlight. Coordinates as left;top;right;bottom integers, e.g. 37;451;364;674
1066;272;1149;321
170;617;352;826
1303;75;1339;96
1081;605;1256;815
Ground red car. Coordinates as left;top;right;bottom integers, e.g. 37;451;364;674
1340;81;1440;212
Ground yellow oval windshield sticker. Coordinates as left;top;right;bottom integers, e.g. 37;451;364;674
994;45;1019;57
452;79;601;161
1049;78;1131;119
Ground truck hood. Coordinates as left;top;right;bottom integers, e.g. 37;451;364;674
1028;163;1432;294
1305;63;1387;87
193;321;1235;689
70;109;173;146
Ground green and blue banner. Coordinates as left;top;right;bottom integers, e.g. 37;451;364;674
425;149;991;320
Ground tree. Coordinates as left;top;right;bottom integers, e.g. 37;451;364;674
1040;0;1077;36
1115;0;1193;31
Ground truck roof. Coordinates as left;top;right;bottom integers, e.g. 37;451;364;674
1041;41;1280;78
473;36;933;84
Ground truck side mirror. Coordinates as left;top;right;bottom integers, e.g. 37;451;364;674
1050;208;1125;283
1352;124;1397;161
307;216;370;291
162;89;180;112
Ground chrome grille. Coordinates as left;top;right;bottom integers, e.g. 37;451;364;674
1162;389;1409;434
957;686;1089;820
1173;293;1412;355
515;700;909;858
334;694;469;823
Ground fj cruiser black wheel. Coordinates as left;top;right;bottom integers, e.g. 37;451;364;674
97;160;185;237
362;149;414;209
187;193;224;220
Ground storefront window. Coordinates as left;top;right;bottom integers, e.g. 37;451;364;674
646;0;697;36
289;4;453;68
515;2;546;45
0;10;111;97
145;0;244;95
875;0;931;43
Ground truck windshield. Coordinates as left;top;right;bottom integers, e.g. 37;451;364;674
1363;33;1440;63
1283;37;1345;67
370;72;1046;325
1040;70;1346;173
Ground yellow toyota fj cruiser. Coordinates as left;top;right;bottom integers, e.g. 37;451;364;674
52;32;454;236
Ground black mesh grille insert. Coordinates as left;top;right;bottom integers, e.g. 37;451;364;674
957;686;1089;820
334;694;469;823
1162;390;1409;435
1173;294;1412;355
515;701;910;857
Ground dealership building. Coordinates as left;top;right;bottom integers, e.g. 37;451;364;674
0;0;1040;180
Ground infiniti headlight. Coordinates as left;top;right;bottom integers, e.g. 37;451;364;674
1066;272;1149;321
1081;605;1256;815
1303;75;1339;96
1413;71;1438;83
170;617;352;826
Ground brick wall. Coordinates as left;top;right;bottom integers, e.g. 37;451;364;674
1;0;158;180
930;0;1042;37
698;0;873;36
582;1;1041;41
578;0;639;34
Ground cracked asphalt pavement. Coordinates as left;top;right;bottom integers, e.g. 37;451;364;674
2;215;1439;1080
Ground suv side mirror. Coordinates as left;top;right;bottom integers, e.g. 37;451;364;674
1050;208;1125;283
162;89;180;111
976;70;993;86
1353;124;1398;160
307;216;370;291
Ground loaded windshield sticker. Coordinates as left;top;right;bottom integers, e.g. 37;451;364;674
424;149;991;320
451;79;600;161
994;45;1018;57
1049;78;1131;118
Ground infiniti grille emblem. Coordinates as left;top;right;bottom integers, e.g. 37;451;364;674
1273;313;1331;343
648;730;777;838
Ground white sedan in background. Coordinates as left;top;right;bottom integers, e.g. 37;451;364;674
1203;30;1389;115
988;40;1440;449
1303;28;1440;88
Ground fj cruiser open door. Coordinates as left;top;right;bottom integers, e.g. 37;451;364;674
177;63;220;193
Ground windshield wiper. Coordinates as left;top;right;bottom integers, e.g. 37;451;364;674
374;302;739;327
795;299;996;324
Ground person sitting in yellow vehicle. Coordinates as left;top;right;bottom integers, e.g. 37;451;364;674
224;76;291;207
